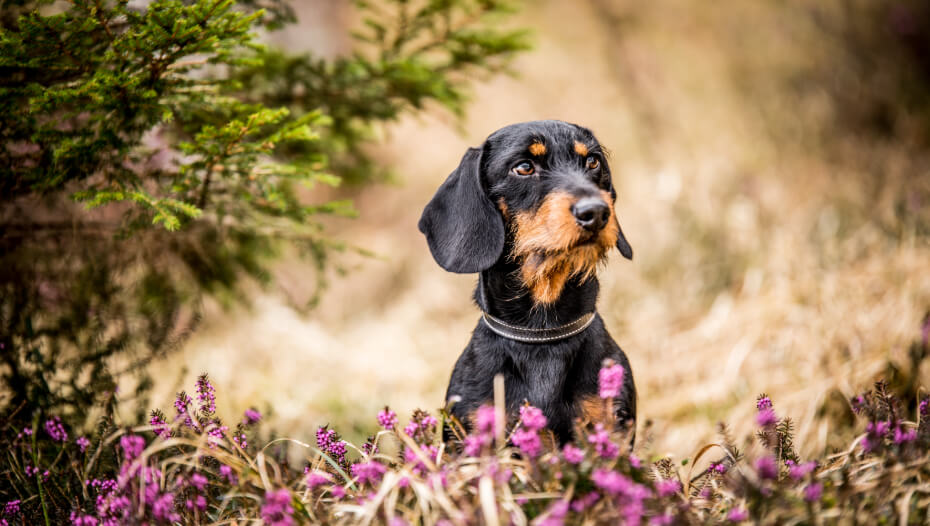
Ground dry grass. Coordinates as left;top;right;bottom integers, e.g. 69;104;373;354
147;0;930;461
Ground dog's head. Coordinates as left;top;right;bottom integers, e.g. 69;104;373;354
418;120;632;304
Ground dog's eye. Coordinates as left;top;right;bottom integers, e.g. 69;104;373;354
511;161;535;176
585;156;600;170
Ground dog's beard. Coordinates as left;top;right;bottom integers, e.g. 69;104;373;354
511;192;619;304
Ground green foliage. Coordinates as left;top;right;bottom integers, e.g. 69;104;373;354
0;0;528;426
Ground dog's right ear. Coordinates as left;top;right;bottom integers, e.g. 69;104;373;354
418;147;505;273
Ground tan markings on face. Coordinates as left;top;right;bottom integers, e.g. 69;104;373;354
578;395;611;424
528;142;546;156
511;190;619;304
498;197;509;218
574;141;589;156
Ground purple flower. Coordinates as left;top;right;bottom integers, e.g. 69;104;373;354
519;405;548;431
656;478;681;497
244;408;262;425
804;482;823;502
377;408;397;430
404;444;439;475
330;485;346;499
571;492;600;512
475;405;497;434
756;408;777;427
306;470;331;489
755;455;778;480
149;413;170;438
190;473;208;491
511;428;542;458
151;491;180;522
464;434;489;456
185;494;207;511
69;512;98;526
403;421;419;436
119;435;145;461
756;396;772;410
709;461;728;474
76;436;91;453
650;514;675;526
220;465;238;485
174;392;194;428
351;461;387;486
587;424;619;459
195;374;216;415
206;423;228;448
727;508;749;522
260;489;294;526
592;468;632;495
562;443;585;464
919;397;929;417
893;425;917;444
44;416;68;442
629;454;643;469
538;499;569;526
233;432;247;449
863;421;890;453
599;361;625;399
316;426;335;450
788;461;817;481
3;500;20;516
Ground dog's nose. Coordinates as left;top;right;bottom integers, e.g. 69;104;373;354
571;198;610;232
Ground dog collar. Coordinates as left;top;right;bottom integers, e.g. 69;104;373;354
480;311;596;343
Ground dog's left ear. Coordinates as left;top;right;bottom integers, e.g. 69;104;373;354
615;218;633;260
418;147;505;273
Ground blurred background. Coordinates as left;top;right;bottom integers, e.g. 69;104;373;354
4;0;930;461
147;0;930;457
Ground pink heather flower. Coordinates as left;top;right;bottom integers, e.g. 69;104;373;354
656;478;681;497
151;492;180;522
195;374;216;415
330;485;346;499
755;455;778;480
316;426;335;450
538;500;569;526
475;405;497;434
788;461;817;481
650;514;674;526
219;465;238;485
404;421;419;437
571;491;600;512
233;432;248;449
919;397;929;417
185;495;207;511
149;413;170;438
174;392;195;428
351;461;387;486
756;408;777;427
69;512;98;526
587;424;619;459
260;489;294;526
464;434;488;456
3;500;20;517
629;454;643;469
863;421;890;453
519;405;548;431
44;416;68;442
804;482;823;502
404;445;439;475
76;436;91;453
243;408;262;425
377;408;397;430
306;470;331;489
511;428;542;458
709;461;728;474
756;396;772;410
727;508;749;522
592;468;631;495
389;517;408;526
206;423;228;448
562;443;585;464
599;361;625;399
893;425;917;444
190;473;208;492
119;435;145;461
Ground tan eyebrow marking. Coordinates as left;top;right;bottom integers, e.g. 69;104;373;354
574;141;589;156
529;142;546;156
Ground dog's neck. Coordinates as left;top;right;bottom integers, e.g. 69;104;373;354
474;259;599;329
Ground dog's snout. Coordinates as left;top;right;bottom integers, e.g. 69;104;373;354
571;198;609;232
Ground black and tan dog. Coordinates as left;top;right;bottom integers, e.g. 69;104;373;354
419;120;636;443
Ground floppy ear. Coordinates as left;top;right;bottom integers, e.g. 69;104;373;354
418;147;505;273
615;217;633;260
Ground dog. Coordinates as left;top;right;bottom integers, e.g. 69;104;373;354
418;120;636;444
